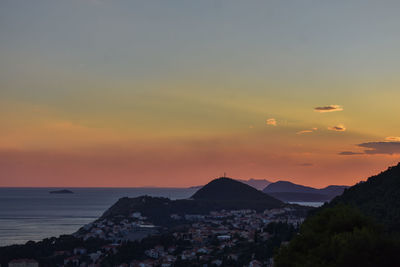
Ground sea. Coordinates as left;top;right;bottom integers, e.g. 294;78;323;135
0;188;324;247
0;187;197;247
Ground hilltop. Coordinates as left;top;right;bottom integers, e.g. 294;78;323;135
263;181;348;202
190;177;283;211
193;177;278;203
189;177;271;191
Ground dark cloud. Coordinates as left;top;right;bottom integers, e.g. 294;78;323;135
339;141;400;155
328;125;346;131
358;142;400;155
314;105;343;113
298;163;313;166
338;151;363;155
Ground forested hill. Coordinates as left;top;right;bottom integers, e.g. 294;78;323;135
328;162;400;231
274;163;400;267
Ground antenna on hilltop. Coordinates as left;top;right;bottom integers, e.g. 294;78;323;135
224;172;226;178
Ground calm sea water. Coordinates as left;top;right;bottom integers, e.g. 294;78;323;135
0;187;197;247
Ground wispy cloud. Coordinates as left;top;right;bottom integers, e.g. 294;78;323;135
385;136;400;142
296;130;313;134
266;118;277;126
314;105;343;113
358;142;400;155
328;125;346;131
296;127;318;135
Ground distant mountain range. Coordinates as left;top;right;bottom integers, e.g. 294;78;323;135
190;178;348;203
263;181;348;202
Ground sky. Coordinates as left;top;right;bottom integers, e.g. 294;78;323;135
1;0;400;187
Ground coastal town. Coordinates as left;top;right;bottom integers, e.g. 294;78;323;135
8;206;304;267
2;178;312;267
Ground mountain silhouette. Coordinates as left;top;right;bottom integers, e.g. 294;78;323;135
263;181;348;202
192;177;280;205
189;178;271;191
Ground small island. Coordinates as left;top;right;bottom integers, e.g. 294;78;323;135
49;189;74;194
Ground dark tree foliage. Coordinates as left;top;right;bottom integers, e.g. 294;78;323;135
265;222;297;241
274;205;400;267
328;163;400;232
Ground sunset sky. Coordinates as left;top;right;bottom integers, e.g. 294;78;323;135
1;1;400;187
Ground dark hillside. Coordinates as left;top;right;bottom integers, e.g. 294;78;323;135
329;163;400;231
274;163;400;266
